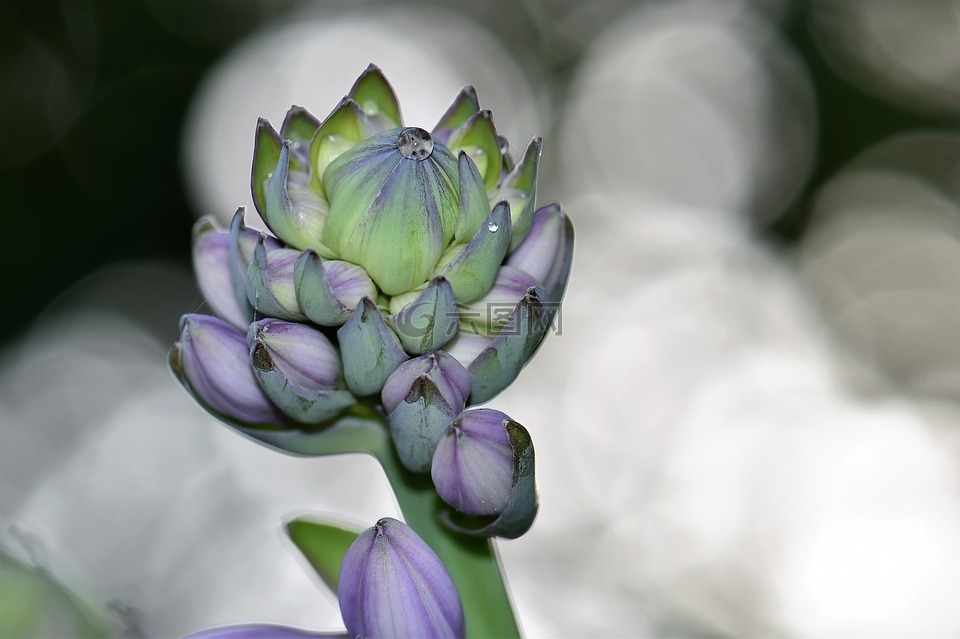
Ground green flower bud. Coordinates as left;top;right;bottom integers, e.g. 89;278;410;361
321;127;462;295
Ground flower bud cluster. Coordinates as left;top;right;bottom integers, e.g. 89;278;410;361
172;65;573;542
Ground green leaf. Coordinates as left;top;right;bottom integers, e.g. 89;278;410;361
0;549;110;639
286;518;362;593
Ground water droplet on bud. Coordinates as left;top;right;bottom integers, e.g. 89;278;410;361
397;127;434;160
487;222;499;233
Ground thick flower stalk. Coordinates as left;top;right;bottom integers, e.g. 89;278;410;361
171;65;574;638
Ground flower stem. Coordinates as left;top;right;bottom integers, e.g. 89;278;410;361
371;435;522;639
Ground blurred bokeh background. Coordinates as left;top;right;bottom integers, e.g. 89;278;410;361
2;0;958;636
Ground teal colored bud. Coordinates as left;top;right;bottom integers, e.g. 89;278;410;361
453;150;491;243
435;201;512;303
381;352;470;472
294;250;377;326
432;409;538;539
263;139;331;254
245;237;306;321
492;136;542;250
247;319;355;424
467;286;554;403
321;127;460;295
337;298;409;396
388;277;459;355
339;518;465;639
506;203;575;303
192;217;249;329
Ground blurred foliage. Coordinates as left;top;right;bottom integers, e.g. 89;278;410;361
0;548;109;639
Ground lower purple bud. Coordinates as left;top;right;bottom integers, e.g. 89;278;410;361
431;409;514;516
339;518;465;639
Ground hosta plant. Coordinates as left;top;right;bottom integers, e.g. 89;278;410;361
171;64;573;638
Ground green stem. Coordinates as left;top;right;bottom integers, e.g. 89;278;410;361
370;435;522;639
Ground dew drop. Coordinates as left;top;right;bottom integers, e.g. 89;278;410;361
266;172;273;179
487;222;499;233
397;127;434;160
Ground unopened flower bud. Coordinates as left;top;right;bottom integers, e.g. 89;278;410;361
247;319;355;423
381;352;470;472
336;298;409;396
322;127;460;296
174;314;283;425
432;409;538;538
339;517;464;639
505;203;574;303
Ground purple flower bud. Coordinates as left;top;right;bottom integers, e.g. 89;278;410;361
192;218;249;329
175;314;284;426
247;319;355;423
246;238;306;321
455;266;539;335
432;409;538;539
381;352;470;472
505;203;574;303
294;250;377;327
339;518;465;639
431;409;514;516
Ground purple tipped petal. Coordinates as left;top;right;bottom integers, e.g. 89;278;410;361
339;518;464;639
431;409;513;516
184;624;341;639
192;218;250;328
177;314;284;425
505;203;574;303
